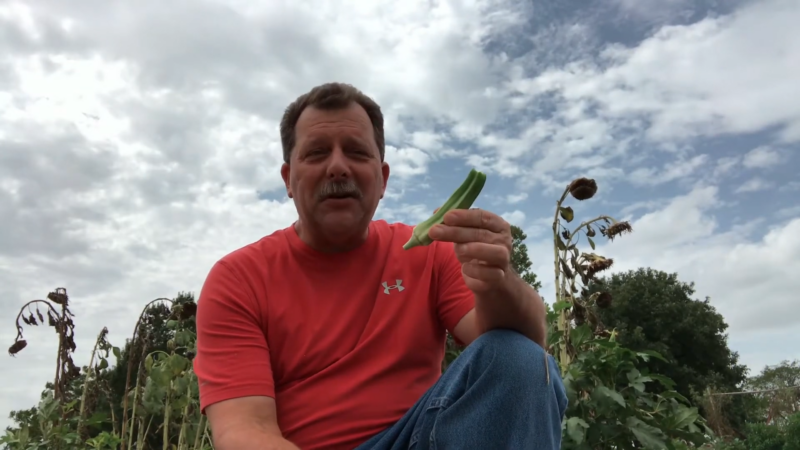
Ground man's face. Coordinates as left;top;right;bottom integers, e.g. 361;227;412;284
280;102;390;245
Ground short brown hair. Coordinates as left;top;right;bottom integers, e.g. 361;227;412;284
279;82;385;163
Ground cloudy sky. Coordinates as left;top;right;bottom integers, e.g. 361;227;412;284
1;0;799;429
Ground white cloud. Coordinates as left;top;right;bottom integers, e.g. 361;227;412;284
506;192;528;204
490;0;800;188
628;154;709;186
735;177;773;193
742;145;782;169
501;209;526;227
385;145;431;179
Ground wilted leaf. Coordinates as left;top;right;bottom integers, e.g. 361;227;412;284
168;354;188;377
559;206;574;223
588;237;595;250
556;235;567;251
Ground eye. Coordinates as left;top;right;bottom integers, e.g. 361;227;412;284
349;147;371;157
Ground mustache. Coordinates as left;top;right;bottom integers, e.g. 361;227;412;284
316;180;363;201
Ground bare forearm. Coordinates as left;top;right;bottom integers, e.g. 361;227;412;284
474;275;547;348
213;422;301;450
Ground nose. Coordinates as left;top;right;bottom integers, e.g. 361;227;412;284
326;146;351;180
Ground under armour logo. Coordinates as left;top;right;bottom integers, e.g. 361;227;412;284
382;280;405;294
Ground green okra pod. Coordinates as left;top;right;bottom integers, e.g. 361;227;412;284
402;168;487;250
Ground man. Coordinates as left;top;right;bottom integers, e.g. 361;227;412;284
193;82;567;450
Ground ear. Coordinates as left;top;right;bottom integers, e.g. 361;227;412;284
379;162;390;199
280;163;293;198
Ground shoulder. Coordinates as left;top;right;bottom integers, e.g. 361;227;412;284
215;225;293;276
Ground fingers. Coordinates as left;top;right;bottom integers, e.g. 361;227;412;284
430;223;512;252
442;208;506;233
453;242;510;268
429;224;500;245
461;262;506;293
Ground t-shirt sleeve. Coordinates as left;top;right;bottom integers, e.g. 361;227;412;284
193;259;274;414
434;241;475;337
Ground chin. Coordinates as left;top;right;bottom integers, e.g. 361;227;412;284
318;212;366;234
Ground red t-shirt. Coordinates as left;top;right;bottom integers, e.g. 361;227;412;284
193;219;475;450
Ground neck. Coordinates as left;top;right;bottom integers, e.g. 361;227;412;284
293;220;370;253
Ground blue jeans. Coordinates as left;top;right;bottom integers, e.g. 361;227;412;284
355;329;568;449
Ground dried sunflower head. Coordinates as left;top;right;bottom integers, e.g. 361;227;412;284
604;221;633;241
587;258;614;278
47;288;69;306
568;177;598;201
596;292;613;308
8;339;27;356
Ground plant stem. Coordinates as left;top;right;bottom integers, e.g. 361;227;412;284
552;185;572;372
77;328;107;440
163;379;173;450
192;415;206;450
121;298;173;449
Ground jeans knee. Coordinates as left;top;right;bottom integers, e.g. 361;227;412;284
472;329;550;379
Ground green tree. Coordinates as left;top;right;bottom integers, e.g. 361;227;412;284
587;267;750;435
745;359;800;426
510;225;542;290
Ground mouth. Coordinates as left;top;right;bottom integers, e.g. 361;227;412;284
322;193;359;202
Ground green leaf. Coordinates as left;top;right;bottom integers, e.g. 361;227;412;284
595;386;626;407
570;324;593;347
112;346;121;360
553;301;572;313
626;368;651;392
556;235;567;251
626;417;668;449
637;349;668;363
559;206;574;223
565;417;589;444
647;374;676;390
168;354;188;377
669;406;700;430
97;357;108;370
166;319;180;330
587;236;595;250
